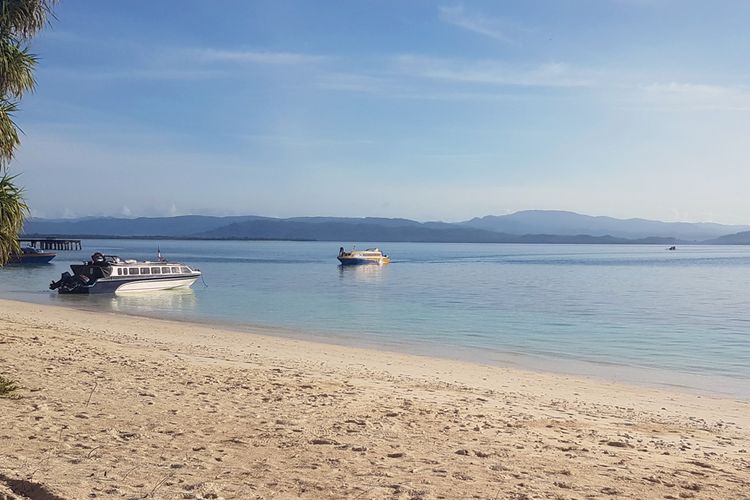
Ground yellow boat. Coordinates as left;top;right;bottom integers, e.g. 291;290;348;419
337;247;390;266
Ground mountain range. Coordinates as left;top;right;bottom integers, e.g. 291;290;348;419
21;210;750;244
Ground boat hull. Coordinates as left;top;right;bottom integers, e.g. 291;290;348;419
8;253;56;265
337;256;389;266
58;275;199;294
115;277;198;294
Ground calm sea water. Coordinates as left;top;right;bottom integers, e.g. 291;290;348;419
2;240;749;397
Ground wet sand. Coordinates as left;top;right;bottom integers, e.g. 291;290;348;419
0;298;748;499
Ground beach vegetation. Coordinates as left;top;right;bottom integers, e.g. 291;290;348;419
0;373;19;397
0;0;55;265
0;172;27;263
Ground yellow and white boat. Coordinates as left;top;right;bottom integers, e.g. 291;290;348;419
337;247;390;266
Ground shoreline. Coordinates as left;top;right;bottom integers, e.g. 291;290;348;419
5;292;750;400
1;298;749;498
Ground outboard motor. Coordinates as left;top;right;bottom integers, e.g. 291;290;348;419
49;272;73;290
50;272;91;293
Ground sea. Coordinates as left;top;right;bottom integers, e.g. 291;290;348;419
1;240;749;398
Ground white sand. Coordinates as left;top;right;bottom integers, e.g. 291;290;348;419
0;298;748;499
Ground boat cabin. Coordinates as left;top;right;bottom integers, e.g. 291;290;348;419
70;253;198;281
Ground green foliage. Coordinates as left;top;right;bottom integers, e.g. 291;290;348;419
0;0;53;164
0;99;18;163
0;0;56;39
0;40;37;97
0;0;55;265
0;172;26;262
0;373;19;397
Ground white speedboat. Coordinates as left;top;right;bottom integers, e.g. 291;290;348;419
337;247;390;266
50;252;201;294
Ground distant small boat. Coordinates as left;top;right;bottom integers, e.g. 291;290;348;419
8;246;56;265
337;247;390;266
667;246;677;251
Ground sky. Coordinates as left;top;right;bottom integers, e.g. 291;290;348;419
13;0;750;223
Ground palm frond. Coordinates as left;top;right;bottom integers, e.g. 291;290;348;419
0;0;57;39
0;0;54;264
0;99;19;166
0;172;27;265
0;39;36;97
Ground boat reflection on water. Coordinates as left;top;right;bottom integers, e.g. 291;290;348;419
109;287;198;313
338;262;388;283
52;287;198;317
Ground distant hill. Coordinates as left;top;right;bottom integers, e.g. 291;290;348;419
193;219;508;242
462;210;749;241
20;210;742;244
704;231;750;245
194;219;677;243
23;215;268;237
285;217;423;227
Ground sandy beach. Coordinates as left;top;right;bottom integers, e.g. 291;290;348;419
0;299;748;499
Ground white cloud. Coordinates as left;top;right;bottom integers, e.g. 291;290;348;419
641;82;738;96
241;133;374;147
638;82;750;111
39;45;328;83
315;72;395;93
438;5;516;44
394;55;594;88
191;48;327;65
40;66;227;81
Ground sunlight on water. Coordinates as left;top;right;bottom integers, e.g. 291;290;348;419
2;240;749;396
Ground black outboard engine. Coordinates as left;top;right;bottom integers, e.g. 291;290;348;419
50;272;91;293
49;272;72;290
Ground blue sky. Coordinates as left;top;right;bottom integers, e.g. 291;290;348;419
14;0;750;223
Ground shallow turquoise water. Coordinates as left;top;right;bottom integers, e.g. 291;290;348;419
2;240;749;396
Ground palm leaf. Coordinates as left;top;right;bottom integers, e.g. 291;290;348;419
0;39;36;97
0;172;27;265
0;99;19;165
0;0;56;263
0;0;57;39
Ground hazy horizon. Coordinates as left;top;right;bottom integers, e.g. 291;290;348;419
24;208;750;228
15;1;750;224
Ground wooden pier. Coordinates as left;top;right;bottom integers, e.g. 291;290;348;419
19;238;82;251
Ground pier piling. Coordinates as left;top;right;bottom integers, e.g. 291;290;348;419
19;238;82;251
